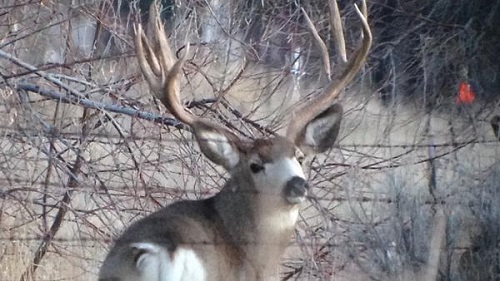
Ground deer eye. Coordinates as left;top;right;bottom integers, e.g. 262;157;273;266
295;149;305;164
250;163;265;173
297;156;305;165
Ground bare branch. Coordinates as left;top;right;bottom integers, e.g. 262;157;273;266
14;82;185;129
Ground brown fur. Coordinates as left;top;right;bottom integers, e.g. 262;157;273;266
101;138;300;280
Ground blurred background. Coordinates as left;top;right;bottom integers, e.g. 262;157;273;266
0;0;499;280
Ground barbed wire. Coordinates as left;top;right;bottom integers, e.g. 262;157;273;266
1;126;496;148
0;185;457;206
0;236;473;252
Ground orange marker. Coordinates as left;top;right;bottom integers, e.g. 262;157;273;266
456;81;475;105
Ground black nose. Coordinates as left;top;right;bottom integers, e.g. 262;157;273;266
284;176;309;204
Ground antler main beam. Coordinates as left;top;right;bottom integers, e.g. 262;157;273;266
286;0;372;143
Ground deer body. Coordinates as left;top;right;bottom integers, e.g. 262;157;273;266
99;1;371;280
100;138;306;281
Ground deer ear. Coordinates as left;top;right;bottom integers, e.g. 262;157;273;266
297;103;343;154
193;123;240;170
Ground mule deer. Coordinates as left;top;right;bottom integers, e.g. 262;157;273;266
99;1;371;280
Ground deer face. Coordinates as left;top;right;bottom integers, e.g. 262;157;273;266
245;137;308;205
190;103;344;206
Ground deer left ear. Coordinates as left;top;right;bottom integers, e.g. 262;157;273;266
296;103;343;154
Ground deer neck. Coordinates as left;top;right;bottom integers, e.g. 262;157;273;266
213;174;299;262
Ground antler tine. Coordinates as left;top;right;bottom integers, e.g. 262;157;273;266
328;0;347;63
286;0;372;142
134;1;194;125
134;23;161;91
302;8;331;79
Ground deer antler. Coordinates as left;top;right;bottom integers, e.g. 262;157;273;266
134;3;193;125
328;0;347;63
286;1;372;143
134;2;249;167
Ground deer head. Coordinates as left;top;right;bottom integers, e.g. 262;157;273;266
133;0;371;204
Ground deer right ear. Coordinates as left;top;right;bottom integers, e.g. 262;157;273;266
192;123;241;170
297;103;343;155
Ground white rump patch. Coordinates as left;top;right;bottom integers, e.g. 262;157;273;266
131;243;206;281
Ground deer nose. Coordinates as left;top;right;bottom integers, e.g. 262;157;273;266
284;177;309;204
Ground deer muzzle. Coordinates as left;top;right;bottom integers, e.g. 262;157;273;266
284;176;309;204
